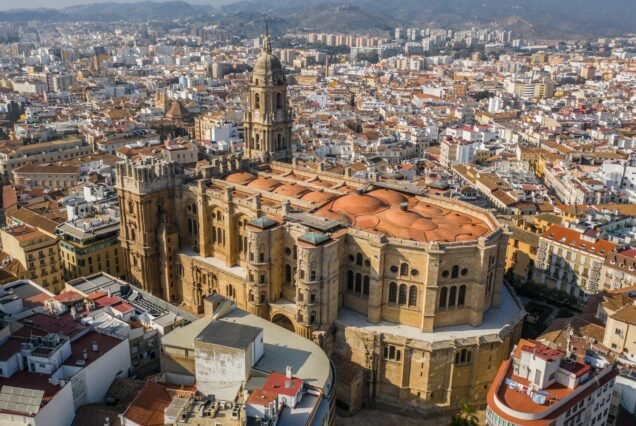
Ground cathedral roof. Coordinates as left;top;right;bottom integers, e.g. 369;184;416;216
315;189;494;243
247;217;278;230
299;232;331;246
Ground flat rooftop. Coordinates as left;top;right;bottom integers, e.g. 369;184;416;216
337;285;524;346
196;321;262;349
162;308;334;394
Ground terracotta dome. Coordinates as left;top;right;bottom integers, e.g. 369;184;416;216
310;179;334;188
273;184;310;198
411;218;439;232
439;212;475;224
225;172;256;185
247;178;281;191
313;190;494;243
330;193;388;218
411;202;445;217
301;191;335;204
381;207;423;229
353;214;381;229
367;189;409;205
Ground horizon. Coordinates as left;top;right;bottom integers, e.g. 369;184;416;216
0;0;235;11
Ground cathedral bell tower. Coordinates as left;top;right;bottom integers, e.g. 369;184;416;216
244;30;293;163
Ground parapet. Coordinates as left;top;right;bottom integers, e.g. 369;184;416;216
116;158;185;194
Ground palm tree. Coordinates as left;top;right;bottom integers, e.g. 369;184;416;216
449;401;479;426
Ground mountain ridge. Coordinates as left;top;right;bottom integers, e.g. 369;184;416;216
0;0;633;38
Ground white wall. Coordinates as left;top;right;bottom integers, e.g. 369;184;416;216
34;382;75;426
85;338;131;403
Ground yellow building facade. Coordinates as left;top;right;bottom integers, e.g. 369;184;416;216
0;224;63;292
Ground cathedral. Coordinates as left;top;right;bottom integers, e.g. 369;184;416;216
115;33;524;412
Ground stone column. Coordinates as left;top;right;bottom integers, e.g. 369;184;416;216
367;242;384;323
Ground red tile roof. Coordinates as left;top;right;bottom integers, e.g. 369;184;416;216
542;225;616;257
122;382;172;426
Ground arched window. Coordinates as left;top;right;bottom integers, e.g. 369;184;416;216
449;286;457;307
398;284;407;305
356;253;363;266
388;282;397;303
276;93;282;109
451;265;459;279
216;211;222;221
285;264;292;285
409;285;417;306
458;285;466;306
355;273;362;293
400;263;409;276
439;287;447;308
363;276;370;295
255;93;260;109
347;270;354;290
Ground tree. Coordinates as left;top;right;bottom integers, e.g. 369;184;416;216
449;401;479;426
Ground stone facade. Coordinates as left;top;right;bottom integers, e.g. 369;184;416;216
115;35;524;411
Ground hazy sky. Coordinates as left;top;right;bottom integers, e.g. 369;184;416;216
0;0;237;11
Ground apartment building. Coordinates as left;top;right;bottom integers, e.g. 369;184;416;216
487;339;617;426
0;224;63;292
12;164;80;188
535;225;617;300
0;137;91;177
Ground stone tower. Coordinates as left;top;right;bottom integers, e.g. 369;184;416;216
115;158;184;300
244;30;293;163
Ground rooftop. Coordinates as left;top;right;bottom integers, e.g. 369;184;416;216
162;308;334;394
195;321;262;349
337;284;524;345
315;188;495;243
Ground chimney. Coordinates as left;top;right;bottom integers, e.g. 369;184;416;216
286;365;292;379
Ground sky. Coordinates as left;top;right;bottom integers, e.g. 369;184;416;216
0;0;237;11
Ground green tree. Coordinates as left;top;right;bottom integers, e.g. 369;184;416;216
449;401;479;426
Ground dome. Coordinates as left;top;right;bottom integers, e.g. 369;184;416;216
247;178;281;191
273;184;309;198
439;212;474;225
225;172;256;185
301;191;335;204
330;193;388;218
411;202;445;217
381;207;423;228
254;52;284;76
367;189;408;206
252;35;286;85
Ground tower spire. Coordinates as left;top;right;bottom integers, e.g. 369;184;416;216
263;23;272;54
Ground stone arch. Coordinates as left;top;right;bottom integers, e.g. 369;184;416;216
271;312;295;333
